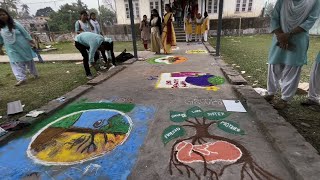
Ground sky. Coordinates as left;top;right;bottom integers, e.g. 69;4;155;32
20;0;115;15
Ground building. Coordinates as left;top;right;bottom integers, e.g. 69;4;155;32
113;0;266;24
17;16;49;32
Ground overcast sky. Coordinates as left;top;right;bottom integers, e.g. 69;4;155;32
20;0;115;15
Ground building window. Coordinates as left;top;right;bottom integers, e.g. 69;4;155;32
248;0;253;12
236;0;241;12
150;0;160;14
242;0;247;12
236;0;253;12
124;0;139;19
208;0;213;13
208;0;218;14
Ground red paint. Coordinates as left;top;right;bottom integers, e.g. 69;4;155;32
175;141;242;164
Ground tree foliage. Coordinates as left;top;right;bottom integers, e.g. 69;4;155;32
47;0;88;32
35;7;55;17
0;0;19;18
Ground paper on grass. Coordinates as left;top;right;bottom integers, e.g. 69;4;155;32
223;100;247;113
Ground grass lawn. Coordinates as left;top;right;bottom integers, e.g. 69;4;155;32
0;62;95;123
40;41;146;54
209;34;320;152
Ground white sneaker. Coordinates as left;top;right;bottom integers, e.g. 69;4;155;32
86;75;94;80
109;65;116;70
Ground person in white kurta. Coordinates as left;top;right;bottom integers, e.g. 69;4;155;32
301;52;320;111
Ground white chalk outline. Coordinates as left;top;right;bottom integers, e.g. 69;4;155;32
27;109;133;166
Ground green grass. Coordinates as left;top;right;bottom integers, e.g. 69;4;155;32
209;34;320;152
40;41;146;54
0;62;95;123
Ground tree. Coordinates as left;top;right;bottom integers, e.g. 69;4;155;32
47;0;89;32
20;4;32;19
99;5;116;25
102;0;116;12
264;3;275;17
35;7;55;17
0;0;19;18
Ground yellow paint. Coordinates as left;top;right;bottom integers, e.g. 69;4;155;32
34;132;126;163
186;50;208;54
206;86;220;92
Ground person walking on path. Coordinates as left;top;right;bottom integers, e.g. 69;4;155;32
173;2;183;27
74;32;116;79
162;4;176;54
90;12;101;35
0;8;39;86
150;9;162;54
195;13;203;42
184;13;193;43
301;52;320;111
75;10;94;34
202;12;210;42
265;0;320;110
140;15;150;51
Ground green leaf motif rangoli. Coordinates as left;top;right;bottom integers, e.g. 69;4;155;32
186;106;204;118
162;125;186;145
218;120;245;135
170;111;187;122
208;76;225;85
204;110;231;120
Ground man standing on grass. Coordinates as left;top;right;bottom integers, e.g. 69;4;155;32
301;52;320;111
74;32;116;80
265;0;320;110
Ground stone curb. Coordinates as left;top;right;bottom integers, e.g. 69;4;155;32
87;66;126;85
0;85;93;145
203;41;216;53
202;42;247;85
234;85;320;180
215;56;248;85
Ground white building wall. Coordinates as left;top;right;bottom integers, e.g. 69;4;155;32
115;0;265;24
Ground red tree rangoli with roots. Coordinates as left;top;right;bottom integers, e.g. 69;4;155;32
162;106;282;180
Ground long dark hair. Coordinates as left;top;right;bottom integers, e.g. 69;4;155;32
165;4;173;12
150;9;162;35
0;8;15;32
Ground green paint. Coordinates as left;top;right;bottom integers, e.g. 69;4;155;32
208;76;225;85
51;113;82;128
101;114;130;134
218;120;245;135
162;125;185;145
25;103;135;137
147;56;165;64
170;111;187;122
186;106;204;118
204;110;231;120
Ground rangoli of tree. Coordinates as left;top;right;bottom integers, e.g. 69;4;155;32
163;106;282;180
27;109;133;166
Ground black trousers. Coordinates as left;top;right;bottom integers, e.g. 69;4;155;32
75;41;100;76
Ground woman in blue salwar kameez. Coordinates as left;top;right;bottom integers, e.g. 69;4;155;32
265;0;320;109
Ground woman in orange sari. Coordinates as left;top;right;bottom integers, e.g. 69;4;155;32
162;4;176;54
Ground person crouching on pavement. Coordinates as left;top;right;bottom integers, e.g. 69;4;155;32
74;32;116;79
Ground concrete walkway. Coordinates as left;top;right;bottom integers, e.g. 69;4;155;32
0;42;317;180
0;51;153;62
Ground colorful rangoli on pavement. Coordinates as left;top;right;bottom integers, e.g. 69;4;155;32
147;56;188;65
0;102;155;179
186;49;208;54
155;72;225;89
163;107;281;180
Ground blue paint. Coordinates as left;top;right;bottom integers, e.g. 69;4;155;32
0;105;156;180
72;110;119;129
